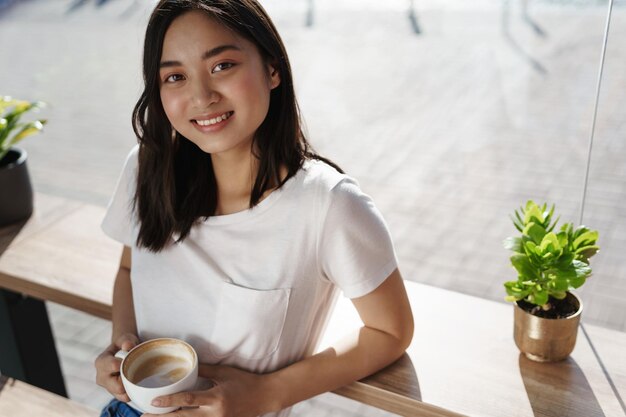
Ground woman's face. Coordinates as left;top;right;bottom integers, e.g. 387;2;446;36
159;11;280;158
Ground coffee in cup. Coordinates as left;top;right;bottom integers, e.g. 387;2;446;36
115;338;198;414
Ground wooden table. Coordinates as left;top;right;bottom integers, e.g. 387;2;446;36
0;376;97;417
1;193;625;417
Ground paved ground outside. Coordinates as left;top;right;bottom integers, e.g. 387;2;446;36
1;0;624;414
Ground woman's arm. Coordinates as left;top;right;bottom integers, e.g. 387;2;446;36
95;245;140;403
111;245;138;342
266;268;414;411
146;268;413;417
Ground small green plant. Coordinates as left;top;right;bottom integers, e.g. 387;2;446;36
503;201;599;309
0;96;47;163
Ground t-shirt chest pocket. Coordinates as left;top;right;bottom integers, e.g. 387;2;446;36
209;281;291;361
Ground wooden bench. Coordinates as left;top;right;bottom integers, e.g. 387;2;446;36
0;376;98;417
1;193;625;417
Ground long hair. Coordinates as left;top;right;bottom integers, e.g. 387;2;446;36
132;0;341;252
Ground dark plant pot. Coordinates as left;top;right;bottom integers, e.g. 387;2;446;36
0;147;34;226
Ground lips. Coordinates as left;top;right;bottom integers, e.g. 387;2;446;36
192;111;233;126
191;111;234;132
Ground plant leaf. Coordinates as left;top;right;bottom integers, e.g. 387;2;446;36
545;205;557;231
539;232;561;255
8;120;46;146
573;260;591;278
0;96;21;115
573;230;599;250
533;289;549;306
0;98;46;157
524;223;546;244
576;246;599;262
570;275;586;289
503;237;522;252
555;253;575;268
512;212;524;232
511;254;539;280
524;202;544;226
504;281;530;301
552;278;570;291
550;267;576;281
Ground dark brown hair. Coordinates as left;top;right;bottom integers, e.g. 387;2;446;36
132;0;341;252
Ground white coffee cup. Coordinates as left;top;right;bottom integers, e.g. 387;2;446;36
115;338;198;415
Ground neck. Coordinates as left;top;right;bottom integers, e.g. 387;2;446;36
211;146;257;216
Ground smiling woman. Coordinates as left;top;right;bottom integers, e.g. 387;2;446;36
131;0;320;250
158;12;279;158
94;1;413;417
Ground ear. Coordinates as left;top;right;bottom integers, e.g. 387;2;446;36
267;63;281;90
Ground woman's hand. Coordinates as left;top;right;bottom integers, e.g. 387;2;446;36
142;364;276;417
94;333;140;403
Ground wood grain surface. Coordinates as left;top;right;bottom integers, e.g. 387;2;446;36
0;193;120;319
320;280;626;417
0;376;97;417
1;193;624;417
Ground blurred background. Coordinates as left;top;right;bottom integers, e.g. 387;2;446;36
1;0;624;414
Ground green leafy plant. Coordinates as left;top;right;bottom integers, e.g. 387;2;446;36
503;201;599;309
0;96;47;163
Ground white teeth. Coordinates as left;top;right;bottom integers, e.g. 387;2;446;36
195;112;232;126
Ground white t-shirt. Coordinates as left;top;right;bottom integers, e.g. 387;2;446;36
102;145;397;416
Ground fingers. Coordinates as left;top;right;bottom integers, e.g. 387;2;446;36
95;350;121;376
103;373;127;396
103;343;119;356
111;376;130;403
151;390;212;409
116;393;131;403
115;333;140;352
94;347;127;399
94;335;141;402
96;371;129;402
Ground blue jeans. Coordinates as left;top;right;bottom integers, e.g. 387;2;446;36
100;399;142;417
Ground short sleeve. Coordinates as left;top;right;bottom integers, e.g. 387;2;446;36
101;145;139;247
318;178;398;299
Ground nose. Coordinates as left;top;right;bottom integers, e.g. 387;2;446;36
190;77;219;108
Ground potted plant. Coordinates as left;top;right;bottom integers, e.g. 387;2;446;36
503;200;599;362
0;96;47;226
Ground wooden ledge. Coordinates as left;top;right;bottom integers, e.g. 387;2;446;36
1;193;625;417
0;376;97;417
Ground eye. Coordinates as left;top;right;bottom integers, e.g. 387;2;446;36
212;62;235;73
164;73;185;83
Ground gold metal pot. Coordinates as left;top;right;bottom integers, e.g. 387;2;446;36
513;292;582;362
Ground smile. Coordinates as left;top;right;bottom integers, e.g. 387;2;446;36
193;111;234;126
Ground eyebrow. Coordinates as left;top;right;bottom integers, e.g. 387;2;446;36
159;44;242;69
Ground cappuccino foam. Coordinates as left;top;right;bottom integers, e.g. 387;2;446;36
124;341;195;389
131;355;191;388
